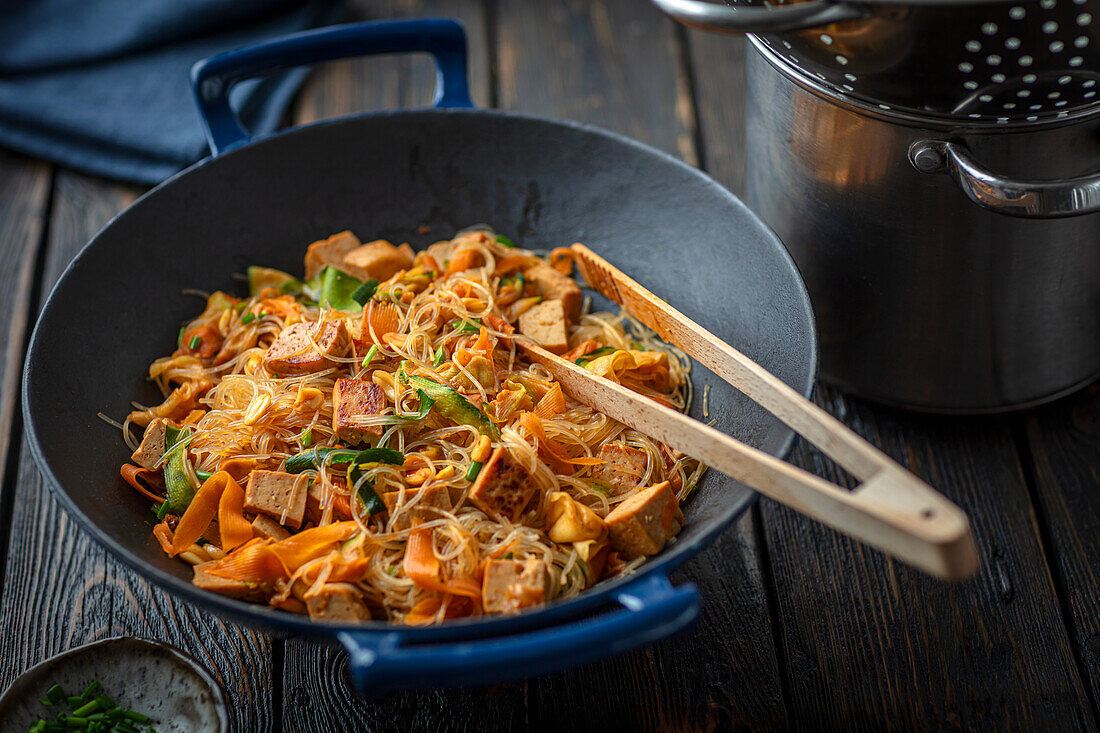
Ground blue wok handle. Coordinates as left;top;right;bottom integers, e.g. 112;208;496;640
337;573;699;696
190;18;474;156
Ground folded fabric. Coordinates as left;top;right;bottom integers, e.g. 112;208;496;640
0;0;343;184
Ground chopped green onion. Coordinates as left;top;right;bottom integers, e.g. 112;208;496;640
351;279;380;306
71;700;99;717
176;327;184;347
155;500;171;520
496;234;517;247
45;685;66;705
299;427;312;447
240;312;257;325
187;335;200;350
449;318;481;334
432;346;446;367
465;461;483;482
195;470;213;483
362;344;379;369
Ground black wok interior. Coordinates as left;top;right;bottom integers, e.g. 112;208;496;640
24;110;816;631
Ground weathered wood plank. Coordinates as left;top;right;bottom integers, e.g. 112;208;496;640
0;152;50;528
763;387;1095;729
497;0;697;163
1025;385;1100;718
0;172;275;733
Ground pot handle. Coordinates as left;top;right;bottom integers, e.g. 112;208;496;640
909;140;1100;219
190;19;474;156
650;0;870;33
336;573;698;697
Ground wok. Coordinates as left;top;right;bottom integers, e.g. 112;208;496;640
22;19;816;695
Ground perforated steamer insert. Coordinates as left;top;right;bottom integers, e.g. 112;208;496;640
660;0;1099;124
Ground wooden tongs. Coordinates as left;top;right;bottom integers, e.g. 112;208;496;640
518;244;980;580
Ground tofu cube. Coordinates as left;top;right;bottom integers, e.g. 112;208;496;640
193;562;267;601
332;378;387;443
469;447;539;522
244;470;309;530
305;481;352;524
250;513;291;542
482;558;549;614
305;584;373;622
130;417;169;471
304;230;362;280
342;239;416;282
525;263;582;323
590;442;649;495
604;481;683;559
263;320;350;376
518;299;569;354
381;485;452;530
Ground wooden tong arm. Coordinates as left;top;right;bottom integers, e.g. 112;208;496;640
560;244;980;579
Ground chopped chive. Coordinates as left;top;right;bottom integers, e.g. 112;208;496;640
432;346;445;367
72;700;100;717
449;318;481;333
46;685;66;704
504;552;514;559
465;461;483;482
240;312;256;325
351;279;380;306
156;500;171;520
361;344;379;369
176;327;184;347
300;427;312;447
81;682;101;698
187;335;200;350
121;711;150;723
496;234;517;247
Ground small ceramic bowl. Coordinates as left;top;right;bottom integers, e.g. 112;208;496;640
0;637;228;732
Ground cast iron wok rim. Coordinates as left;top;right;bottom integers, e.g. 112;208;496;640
22;107;819;641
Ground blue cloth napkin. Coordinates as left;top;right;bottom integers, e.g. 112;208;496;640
0;0;343;183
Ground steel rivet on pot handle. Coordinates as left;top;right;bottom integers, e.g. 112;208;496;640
651;0;870;33
337;573;699;697
190;19;474;156
909;140;1100;219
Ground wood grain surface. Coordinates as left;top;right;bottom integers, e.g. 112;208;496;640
764;389;1095;730
0;0;1096;730
1025;386;1100;721
0;173;275;733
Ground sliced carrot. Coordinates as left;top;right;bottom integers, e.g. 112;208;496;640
203;539;283;582
217;457;255;483
216;474;253;551
549;247;574;275
152;521;175;555
404;595;444;625
362;301;403;344
533;382;567;418
404;528;482;601
444;248;484;275
561;340;600;361
170;472;230;555
494;253;537;275
120;464;164;503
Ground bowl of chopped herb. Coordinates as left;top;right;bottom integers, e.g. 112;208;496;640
0;637;227;732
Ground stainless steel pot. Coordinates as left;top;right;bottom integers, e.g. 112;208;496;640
744;39;1100;411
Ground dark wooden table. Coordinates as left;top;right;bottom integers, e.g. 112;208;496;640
1;1;1098;730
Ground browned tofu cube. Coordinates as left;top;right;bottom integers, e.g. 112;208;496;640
130;417;169;471
305;584;373;622
304;230;362;280
518;299;569;354
469;447;539;522
305;481;353;523
604;481;683;559
263;320;350;376
525;262;582;323
251;513;291;541
590;442;648;495
193;562;267;601
332;378;387;443
244;470;309;530
343;239;416;282
482;558;549;614
381;485;452;530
